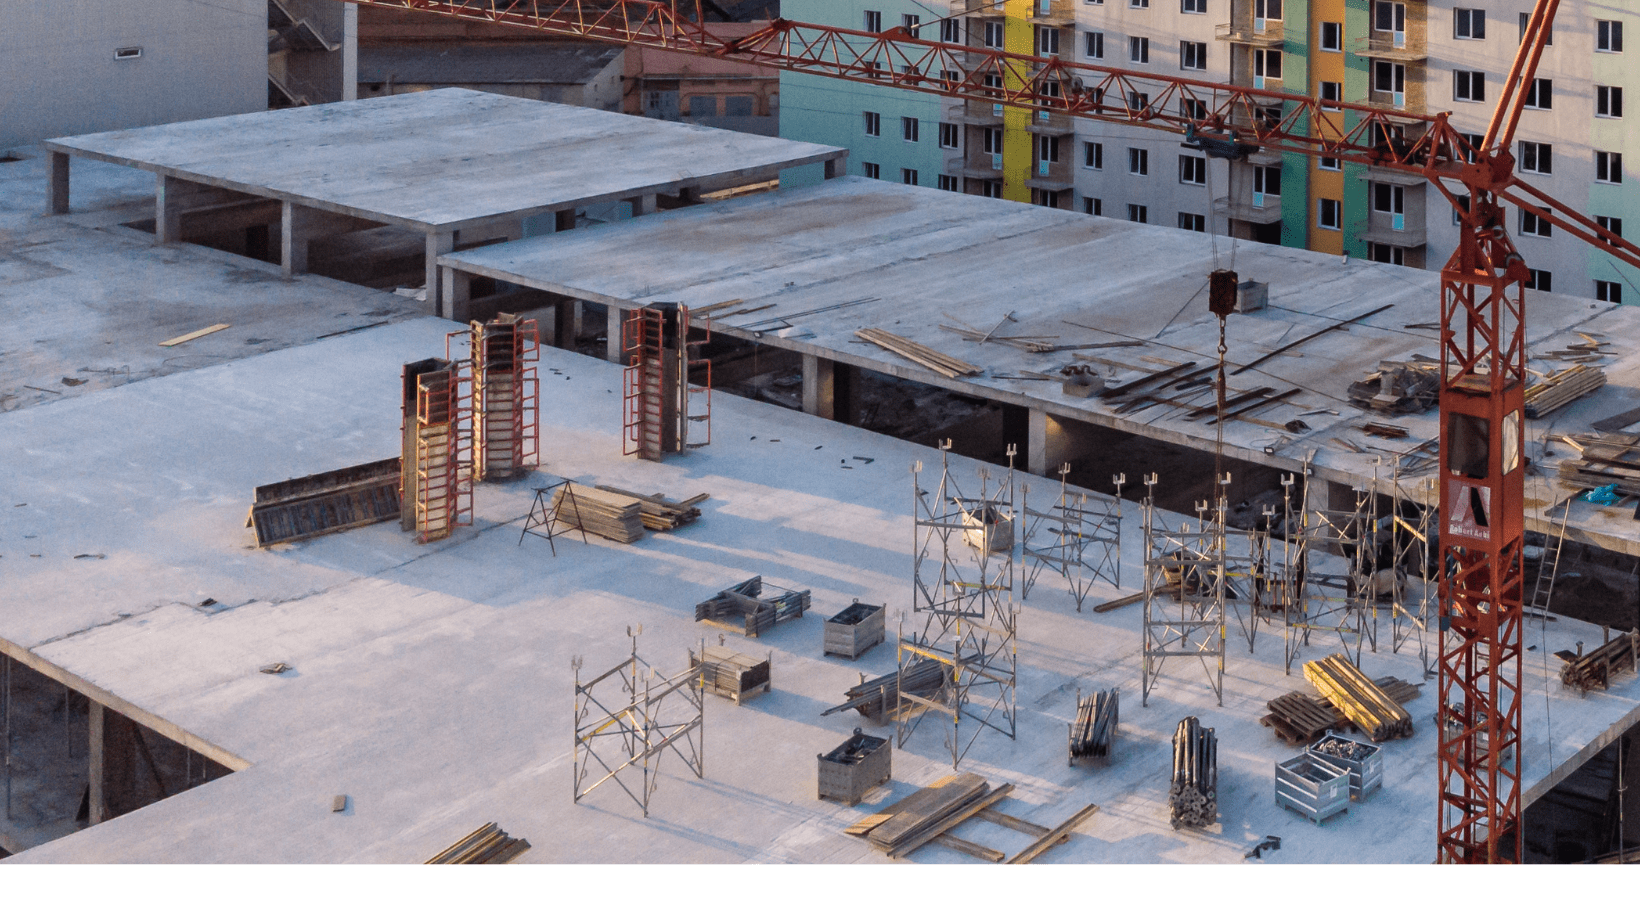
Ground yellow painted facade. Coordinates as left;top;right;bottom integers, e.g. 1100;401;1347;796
1308;0;1345;254
1002;0;1033;202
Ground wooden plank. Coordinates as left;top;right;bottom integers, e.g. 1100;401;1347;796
159;323;230;347
843;773;959;836
886;782;1014;859
867;773;987;847
1006;803;1100;864
1231;304;1394;376
932;832;1005;863
977;808;1051;837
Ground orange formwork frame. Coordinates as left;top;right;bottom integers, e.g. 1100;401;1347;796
622;303;710;461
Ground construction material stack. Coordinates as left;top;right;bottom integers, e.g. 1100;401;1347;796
401;357;472;543
425;823;530;864
843;773;1098;863
1274;752;1351;824
1304;654;1414;742
583;484;707;531
466;314;538;482
1308;733;1384;802
695;576;810;637
247;457;401;547
817;729;891;806
1068;688;1118;765
1169;717;1217;829
824;601;886;659
823;659;948;724
551;484;645;543
1558;631;1639;693
691;645;771;704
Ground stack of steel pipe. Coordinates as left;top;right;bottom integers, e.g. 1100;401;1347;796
1559;631;1639;692
1068;688;1119;765
1169;716;1217;829
821;658;948;721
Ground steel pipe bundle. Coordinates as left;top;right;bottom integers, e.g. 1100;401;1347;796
1169;716;1217;829
1559;631;1639;692
1069;688;1118;765
822;658;948;721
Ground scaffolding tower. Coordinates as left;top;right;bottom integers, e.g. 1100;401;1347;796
1277;468;1381;673
900;442;1018;767
1020;467;1123;611
1139;476;1227;706
400;357;472;543
452;314;539;482
622;302;711;461
1384;463;1437;673
571;628;705;818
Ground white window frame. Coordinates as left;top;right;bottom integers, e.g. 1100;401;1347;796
863;111;881;136
938;122;960;149
1597;150;1624;184
864;10;882;32
1318;198;1342;230
1083;196;1102;215
937;174;958;192
902;116;920;143
1178;212;1206;231
1180;40;1207;70
1084;141;1103;168
1596;19;1623;52
1454;8;1485;40
1084;31;1105;59
1179;154;1207;185
1127;203;1148;223
1454;70;1485;103
862;162;880;179
1597;280;1623;302
1036;25;1061;56
1319;80;1342;110
901;167;919;185
1523;78;1552;110
1519;140;1552;175
1181;0;1206;13
1527;268;1552;292
1130;36;1150;63
1128;147;1149;175
1519;206;1552;238
1597;85;1623;119
983;21;1005;49
1320;21;1342;51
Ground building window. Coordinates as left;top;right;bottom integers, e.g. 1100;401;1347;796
1038;135;1061;163
1179;154;1207;185
983;72;1004;95
1032;189;1062;208
941;18;960;43
902;13;920;33
984;21;1005;49
688;96;719;117
1180;99;1206;120
1131;0;1149;8
940;69;960;86
1372;182;1403;216
863;111;880;136
1128;91;1150;111
1178;212;1206;232
980;180;1002;198
1252;165;1281;197
1084;141;1103;168
1254;49;1282;82
1519;141;1552;174
902;168;919;185
864;10;882;32
1597;215;1624;241
1256;0;1281;21
1452;193;1470;225
1370;243;1405;265
1083;196;1103;215
1127;204;1149;222
1598;86;1624;118
1036;26;1061;56
862;162;880;179
1460;132;1484;163
1320;22;1342;51
1527;268;1552;292
1182;0;1206;13
939;122;960;148
938;174;958;191
1376;1;1405;34
1319;81;1342;110
902;117;920;142
1524;78;1552;109
1519;13;1551;44
1454;71;1485;102
1520;206;1552;237
1597;151;1624;183
1319;156;1341;171
1130;37;1150;63
1597;20;1623;52
983;127;1003;154
1374;62;1405;96
1454;8;1485;39
1318;198;1342;230
1085;31;1105;58
1128;147;1149;175
1180;41;1207;70
1597;280;1623;302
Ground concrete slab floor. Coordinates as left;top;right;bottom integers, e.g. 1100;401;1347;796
0;316;1633;865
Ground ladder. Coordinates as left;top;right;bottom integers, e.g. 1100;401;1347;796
1526;499;1571;620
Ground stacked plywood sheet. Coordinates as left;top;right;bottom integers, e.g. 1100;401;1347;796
552;484;644;542
1557;433;1640;498
1525;364;1606;418
587;484;707;531
1303;655;1414;742
691;645;771;704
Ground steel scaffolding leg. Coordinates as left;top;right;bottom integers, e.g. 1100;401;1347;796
1139;476;1226;706
1020;466;1122;611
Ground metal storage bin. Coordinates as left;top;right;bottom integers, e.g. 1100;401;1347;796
691;645;771;705
817;728;891;806
1274;753;1350;825
824;601;886;659
1307;732;1383;802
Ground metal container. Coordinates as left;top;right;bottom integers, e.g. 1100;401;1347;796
824;601;886;659
1274;753;1350;824
1307;732;1383;802
818;728;892;806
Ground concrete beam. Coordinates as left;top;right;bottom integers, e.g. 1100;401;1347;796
626;193;657;218
88;702;105;826
426;230;454;317
824;154;848;179
48;152;70;215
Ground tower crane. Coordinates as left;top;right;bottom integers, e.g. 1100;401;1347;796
345;0;1640;862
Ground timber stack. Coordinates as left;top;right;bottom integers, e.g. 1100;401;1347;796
822;658;948;722
1303;654;1414;742
856;328;983;378
587;484;707;531
1169;716;1217;829
1525;364;1606;418
425;823;531;864
1262;676;1421;744
1557;432;1640;498
1558;631;1639;693
1069;688;1119;765
552;484;645;543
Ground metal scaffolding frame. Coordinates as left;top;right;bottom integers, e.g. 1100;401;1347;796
1140;476;1227;706
571;628;704;818
1382;462;1438;675
1020;466;1123;611
900;441;1018;767
1279;467;1379;673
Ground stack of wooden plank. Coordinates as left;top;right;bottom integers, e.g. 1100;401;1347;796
424;823;531;864
1170;716;1217;829
586;484;707;531
843;774;1099;863
694;575;811;637
552;483;644;543
1068;688;1119;765
856;328;983;378
1303;654;1414;742
1557;432;1640;498
822;658;948;722
1558;631;1639;693
1262;677;1422;744
1525;364;1606;418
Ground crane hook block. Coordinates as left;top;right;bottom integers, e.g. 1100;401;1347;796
1209;269;1239;318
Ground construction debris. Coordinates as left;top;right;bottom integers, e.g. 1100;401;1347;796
1360;422;1409;440
159;323;230;347
824;601;886;659
1060;364;1104;398
1235;304;1395;376
1170;717;1217;829
1304;655;1414;742
425;822;531;864
1348;359;1439;415
1309;732;1383;802
695;575;810;637
1556;432;1640;499
1262;677;1421;745
246;457;401;547
583;483;707;531
1525;364;1606;417
817;728;891;806
1068;688;1118;765
843;773;1097;863
856;328;983;378
1590;406;1640;433
1557;631;1639;693
822;658;947;723
938;314;1060;353
691;645;771;704
552;483;645;543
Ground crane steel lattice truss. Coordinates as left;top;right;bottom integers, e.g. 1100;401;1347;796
349;0;1640;862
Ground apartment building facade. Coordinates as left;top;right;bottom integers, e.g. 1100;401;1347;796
779;0;1638;305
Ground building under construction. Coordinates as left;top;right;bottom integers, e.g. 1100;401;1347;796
2;87;1639;868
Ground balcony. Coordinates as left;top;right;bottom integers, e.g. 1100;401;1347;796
961;0;1004;16
1025;109;1074;134
1356;217;1427;248
1025;158;1074;188
961;153;1005;179
959;99;1007;124
1025;0;1077;26
1353;33;1426;62
1214;194;1282;224
1215;21;1285;47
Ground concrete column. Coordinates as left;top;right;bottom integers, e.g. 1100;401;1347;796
441;266;472;323
88;702;105;825
825;155;848;179
627;193;657;218
425;230;455;317
280;200;314;279
48;151;70;214
551;297;577;347
1002;404;1030;472
155;175;185;244
555;209;576;232
606;304;628;364
341;2;358;102
1026;408;1076;478
834;362;861;426
802;354;836;419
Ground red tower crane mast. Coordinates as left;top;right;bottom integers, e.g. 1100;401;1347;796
348;0;1640;861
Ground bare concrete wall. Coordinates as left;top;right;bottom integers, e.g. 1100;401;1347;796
0;0;266;150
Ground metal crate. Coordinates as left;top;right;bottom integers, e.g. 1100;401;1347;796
1274;753;1350;825
817;728;891;806
824;601;885;659
1307;732;1383;802
691;646;771;705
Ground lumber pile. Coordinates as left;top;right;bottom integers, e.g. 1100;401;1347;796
1558;631;1639;693
1525;364;1606;418
1535;332;1615;363
553;483;644;543
1068;688;1119;764
586;484;707;531
695;575;811;637
822;658;948;722
1261;676;1422;744
1169;717;1217;829
936;319;1060;353
856;328;983;378
1557;432;1640;499
1303;654;1414;742
843;773;1098;863
691;645;771;704
425;823;530;864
